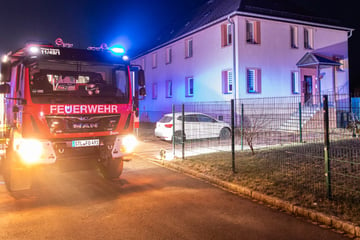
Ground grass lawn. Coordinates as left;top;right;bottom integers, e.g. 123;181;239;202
171;140;360;225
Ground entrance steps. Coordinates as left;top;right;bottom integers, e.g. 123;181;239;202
278;105;320;132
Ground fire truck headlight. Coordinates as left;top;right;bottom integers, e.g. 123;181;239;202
29;46;40;54
15;139;43;165
121;135;138;153
2;55;9;63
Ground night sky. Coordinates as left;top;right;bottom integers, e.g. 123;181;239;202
0;0;205;55
0;0;358;90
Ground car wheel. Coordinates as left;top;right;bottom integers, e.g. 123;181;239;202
174;131;185;143
219;127;231;140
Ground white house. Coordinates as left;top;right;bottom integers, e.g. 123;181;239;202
132;0;353;122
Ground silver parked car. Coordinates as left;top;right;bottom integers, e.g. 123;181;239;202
155;112;231;141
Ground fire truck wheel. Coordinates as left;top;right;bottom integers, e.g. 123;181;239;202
98;154;124;180
2;146;32;192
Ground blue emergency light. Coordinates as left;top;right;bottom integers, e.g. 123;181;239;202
109;45;125;55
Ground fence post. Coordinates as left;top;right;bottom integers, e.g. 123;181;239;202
299;102;302;143
323;95;332;199
182;104;185;160
241;103;244;151
172;104;175;157
231;99;236;173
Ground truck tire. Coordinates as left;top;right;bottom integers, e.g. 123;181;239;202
98;150;123;180
2;146;32;191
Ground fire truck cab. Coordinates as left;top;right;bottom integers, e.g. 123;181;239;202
0;40;145;191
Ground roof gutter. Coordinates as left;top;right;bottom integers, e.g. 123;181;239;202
236;11;353;32
133;11;353;59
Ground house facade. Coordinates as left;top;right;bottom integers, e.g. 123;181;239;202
132;0;353;122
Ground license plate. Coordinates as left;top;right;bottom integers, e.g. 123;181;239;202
72;139;99;148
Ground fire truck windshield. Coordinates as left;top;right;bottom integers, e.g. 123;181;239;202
29;60;130;104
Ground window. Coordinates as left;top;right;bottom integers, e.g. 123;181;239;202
15;65;22;92
304;27;314;49
152;82;158;99
333;56;345;71
185;38;193;58
290;26;299;49
166;80;172;98
291;71;300;94
166;47;172;64
180;114;198;122
15;64;25;97
152;53;157;68
140;58;145;70
246;20;261;44
197;114;216;123
222;70;233;94
246;68;261;93
186;77;194;97
221;23;232;47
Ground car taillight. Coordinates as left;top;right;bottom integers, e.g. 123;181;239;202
164;124;173;128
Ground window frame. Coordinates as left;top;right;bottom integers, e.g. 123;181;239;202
165;80;172;98
165;47;172;64
185;76;194;97
152;52;157;68
152;82;158;99
246;20;261;44
221;23;232;47
290;25;299;49
185;38;193;58
333;55;345;72
139;56;146;70
291;71;300;94
304;27;314;50
222;69;233;94
246;68;261;94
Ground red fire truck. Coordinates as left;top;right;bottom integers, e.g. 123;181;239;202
0;40;145;191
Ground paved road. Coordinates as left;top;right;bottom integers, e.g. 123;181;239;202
0;138;349;240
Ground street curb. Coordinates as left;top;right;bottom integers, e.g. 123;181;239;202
151;159;359;238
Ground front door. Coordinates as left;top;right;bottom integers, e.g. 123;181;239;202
303;75;313;104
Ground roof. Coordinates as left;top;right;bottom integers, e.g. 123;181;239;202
134;0;351;57
174;0;344;39
296;52;341;68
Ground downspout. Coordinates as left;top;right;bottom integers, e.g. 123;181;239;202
227;15;237;108
347;29;353;113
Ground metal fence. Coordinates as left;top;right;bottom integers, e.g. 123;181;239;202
171;94;360;203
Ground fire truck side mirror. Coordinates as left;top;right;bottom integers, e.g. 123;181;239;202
1;61;11;82
138;69;146;97
0;83;10;94
138;69;145;87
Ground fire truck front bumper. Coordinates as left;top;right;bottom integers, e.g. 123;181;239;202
111;135;138;161
14;135;138;165
13;139;56;165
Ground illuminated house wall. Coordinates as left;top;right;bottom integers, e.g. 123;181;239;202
132;9;351;122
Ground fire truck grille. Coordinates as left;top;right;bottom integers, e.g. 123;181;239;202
45;114;121;133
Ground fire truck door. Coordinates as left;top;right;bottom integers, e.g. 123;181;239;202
10;65;25;129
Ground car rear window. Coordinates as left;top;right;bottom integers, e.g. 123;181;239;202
159;116;172;123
